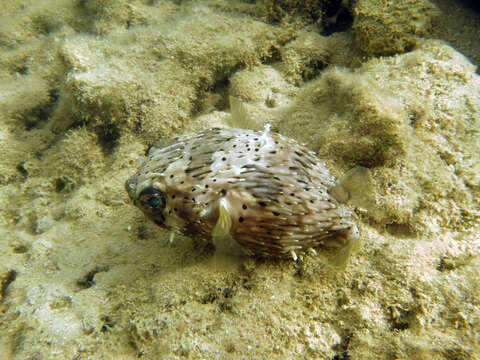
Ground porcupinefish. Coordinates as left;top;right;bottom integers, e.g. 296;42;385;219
125;100;361;268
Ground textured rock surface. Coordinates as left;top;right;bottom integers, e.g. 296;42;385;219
0;1;479;359
353;0;440;56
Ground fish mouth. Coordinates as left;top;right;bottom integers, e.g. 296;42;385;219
125;175;138;202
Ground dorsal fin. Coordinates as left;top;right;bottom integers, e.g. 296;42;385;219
330;166;375;210
227;96;262;130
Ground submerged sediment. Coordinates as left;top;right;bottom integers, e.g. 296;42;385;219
0;1;479;359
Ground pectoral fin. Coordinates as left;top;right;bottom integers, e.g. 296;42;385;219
330;225;361;270
212;198;246;256
212;198;232;237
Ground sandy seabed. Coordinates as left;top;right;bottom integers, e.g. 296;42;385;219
0;0;479;359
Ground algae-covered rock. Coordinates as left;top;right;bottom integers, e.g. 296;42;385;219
353;0;440;56
229;65;296;106
277;39;479;232
47;127;105;190
260;0;354;35
276;65;411;168
55;5;288;143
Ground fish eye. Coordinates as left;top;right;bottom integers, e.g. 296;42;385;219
138;187;166;213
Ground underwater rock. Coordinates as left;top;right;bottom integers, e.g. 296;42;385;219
353;0;440;56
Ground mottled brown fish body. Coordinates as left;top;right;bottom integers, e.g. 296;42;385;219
126;128;358;260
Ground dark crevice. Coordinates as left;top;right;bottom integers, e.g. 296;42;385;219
301;59;327;81
260;45;282;64
457;0;480;14
385;222;417;238
55;178;67;192
33;16;58;35
391;321;410;331
11;63;29;76
332;332;352;360
200;292;218;304
100;315;115;333
12;244;29;254
16;162;29;183
16;162;29;176
95;125;121;155
211;76;231;112
76;265;109;289
321;0;354;36
387;305;413;332
24;89;60;130
437;257;456;272
1;270;17;301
